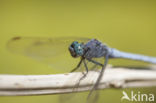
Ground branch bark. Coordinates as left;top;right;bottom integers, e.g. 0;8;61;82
0;65;156;96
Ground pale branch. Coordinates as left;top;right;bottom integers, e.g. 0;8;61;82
0;65;156;96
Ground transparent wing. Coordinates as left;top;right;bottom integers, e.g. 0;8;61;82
59;58;104;103
7;37;90;57
87;90;100;103
59;91;99;103
8;36;103;103
7;37;90;71
59;92;88;103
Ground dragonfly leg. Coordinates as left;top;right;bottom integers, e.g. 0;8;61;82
72;59;89;92
87;53;109;100
87;59;104;67
70;47;90;72
83;59;89;73
70;58;83;72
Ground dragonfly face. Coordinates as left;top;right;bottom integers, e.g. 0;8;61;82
68;41;84;58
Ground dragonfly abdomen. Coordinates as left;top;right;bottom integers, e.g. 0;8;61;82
110;48;156;64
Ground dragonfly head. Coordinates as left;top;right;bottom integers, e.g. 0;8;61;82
69;41;84;58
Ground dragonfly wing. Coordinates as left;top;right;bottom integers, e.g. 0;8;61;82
59;59;103;103
7;37;90;71
59;92;88;103
7;37;90;57
59;89;99;103
87;90;99;103
85;58;104;103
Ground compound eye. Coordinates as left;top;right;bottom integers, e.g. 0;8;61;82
69;47;77;57
78;46;81;49
75;41;78;43
71;44;74;48
71;41;78;48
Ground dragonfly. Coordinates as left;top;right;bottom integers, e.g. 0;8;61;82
7;37;156;103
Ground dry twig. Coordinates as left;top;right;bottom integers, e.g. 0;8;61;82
0;65;156;96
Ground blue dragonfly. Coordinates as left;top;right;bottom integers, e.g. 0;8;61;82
7;37;156;103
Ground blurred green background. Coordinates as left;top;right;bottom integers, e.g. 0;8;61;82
0;0;156;103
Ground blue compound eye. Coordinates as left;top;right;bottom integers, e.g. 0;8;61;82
69;41;79;58
75;44;84;56
68;41;84;58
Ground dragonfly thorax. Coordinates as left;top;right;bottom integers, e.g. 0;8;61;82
68;41;84;58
